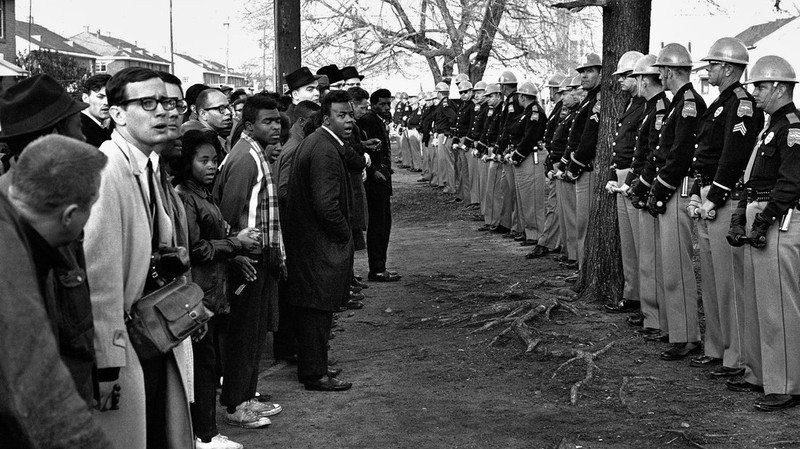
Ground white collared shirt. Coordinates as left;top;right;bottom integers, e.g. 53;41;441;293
321;125;345;147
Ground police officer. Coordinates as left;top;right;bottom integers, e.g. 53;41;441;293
394;92;414;169
687;38;762;376
419;92;437;183
527;74;567;259
641;43;707;360
627;55;670;335
565;53;602;269
466;81;490;211
509;81;548;248
432;82;456;193
476;83;510;233
727;56;800;411
604;51;645;315
453;81;475;204
553;75;584;265
497;71;525;239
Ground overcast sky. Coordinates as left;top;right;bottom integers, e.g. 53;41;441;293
17;0;800;90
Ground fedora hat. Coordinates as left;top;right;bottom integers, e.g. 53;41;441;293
285;67;322;92
0;74;87;140
340;66;364;81
317;64;343;85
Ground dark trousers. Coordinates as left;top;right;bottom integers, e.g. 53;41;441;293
366;195;392;274
293;305;333;384
140;350;192;449
273;278;298;361
220;260;274;408
190;316;225;442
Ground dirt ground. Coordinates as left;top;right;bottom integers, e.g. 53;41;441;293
225;168;800;449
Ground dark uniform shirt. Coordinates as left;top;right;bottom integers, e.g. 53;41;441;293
420;104;435;144
432;98;457;135
608;96;646;181
510;101;547;163
480;102;504;152
544;100;564;149
554;104;581;172
691;82;763;204
468;101;490;148
392;102;413;127
641;82;707;201
454;99;475;138
627;91;670;188
497;93;523;152
566;84;601;173
407;107;422;129
742;102;800;223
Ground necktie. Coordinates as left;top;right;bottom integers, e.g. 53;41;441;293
146;159;159;250
743;117;770;183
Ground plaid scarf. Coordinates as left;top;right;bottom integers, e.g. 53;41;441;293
242;133;284;261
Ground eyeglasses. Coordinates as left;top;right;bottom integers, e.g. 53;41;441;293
203;104;232;114
118;96;185;113
344;82;361;88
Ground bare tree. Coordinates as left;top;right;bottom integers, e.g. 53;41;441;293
553;0;651;303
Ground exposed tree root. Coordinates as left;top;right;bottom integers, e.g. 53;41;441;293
547;341;615;405
512;323;541;353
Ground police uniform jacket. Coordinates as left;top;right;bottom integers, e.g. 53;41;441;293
432;98;457;135
642;82;707;202
566;85;601;173
497;93;524;152
510;101;547;164
468;101;490;148
553;104;581;172
627;91;670;189
691;82;763;203
392;102;413;127
741;102;800;224
480;102;504;152
454;99;475;138
607;96;646;182
407;107;422;129
420;104;435;143
544;100;564;148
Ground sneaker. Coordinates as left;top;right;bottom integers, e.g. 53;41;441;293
245;399;283;417
225;405;271;428
196;434;244;449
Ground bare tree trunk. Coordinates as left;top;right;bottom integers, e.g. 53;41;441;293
470;0;508;82
574;0;651;302
274;0;301;91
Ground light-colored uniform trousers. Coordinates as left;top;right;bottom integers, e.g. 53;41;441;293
485;160;509;228
616;168;640;302
399;131;412;167
436;134;455;193
479;157;490;215
539;175;561;250
658;184;701;344
575;170;596;267
747;201;800;395
421;138;433;181
501;162;520;233
556;179;578;260
696;188;746;368
455;145;471;201
741;201;763;387
428;134;440;185
406;129;423;171
468;151;482;205
638;209;668;331
513;149;546;241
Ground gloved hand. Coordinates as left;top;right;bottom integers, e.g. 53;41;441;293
565;161;582;182
605;180;618;194
646;194;666;217
510;150;524;166
726;207;749;247
471;149;480;158
616;183;630;195
686;194;701;219
452;137;461;146
747;212;772;249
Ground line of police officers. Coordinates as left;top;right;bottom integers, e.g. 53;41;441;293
391;37;800;412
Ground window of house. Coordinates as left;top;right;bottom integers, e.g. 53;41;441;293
95;61;107;72
0;1;6;39
700;78;709;95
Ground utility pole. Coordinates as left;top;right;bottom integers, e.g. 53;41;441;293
274;0;300;92
27;0;32;55
224;18;230;85
169;0;175;74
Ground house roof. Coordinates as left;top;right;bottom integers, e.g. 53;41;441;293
16;21;98;57
175;52;246;78
735;16;799;47
70;31;170;65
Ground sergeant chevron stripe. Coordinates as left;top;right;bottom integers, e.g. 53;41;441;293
733;122;747;135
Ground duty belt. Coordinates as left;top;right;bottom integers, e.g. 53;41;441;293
745;187;771;202
692;171;713;188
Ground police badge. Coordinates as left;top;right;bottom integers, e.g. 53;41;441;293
655;114;664;130
788;129;800;147
714;107;723;118
765;131;775;144
737;100;754;117
474;105;480;112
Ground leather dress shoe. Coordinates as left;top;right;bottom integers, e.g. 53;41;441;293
553;254;569;262
350;285;362;293
304;376;352;392
627;313;644;327
644;332;669;342
514;234;527;242
726;379;763;393
477;224;492;232
660;342;701;360
689;355;722;367
520;239;538;247
525;245;551;259
346;300;364;310
711;366;745;378
604;300;640;314
350;291;365;301
352;278;369;289
327;367;342;378
368;271;402;282
636;327;661;335
559;260;578;269
502;232;518;239
754;394;800;411
490;225;510;234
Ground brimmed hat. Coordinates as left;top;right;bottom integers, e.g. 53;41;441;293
285;67;322;92
317;64;344;84
340;66;364;81
0;74;87;140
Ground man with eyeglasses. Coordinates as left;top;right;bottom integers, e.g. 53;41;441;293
157;71;189;170
193;88;234;159
82;67;194;449
317;64;345;91
341;66;364;89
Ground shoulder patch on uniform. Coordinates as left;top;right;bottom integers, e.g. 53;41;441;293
684;89;695;100
655;114;664;130
474;104;480;112
592;101;601;113
656;98;666;112
508;104;515;114
442;99;448;106
682;101;697;118
788;112;800;124
788;128;800;147
737;100;753;117
487;109;494;117
734;86;747;99
530;111;539;121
